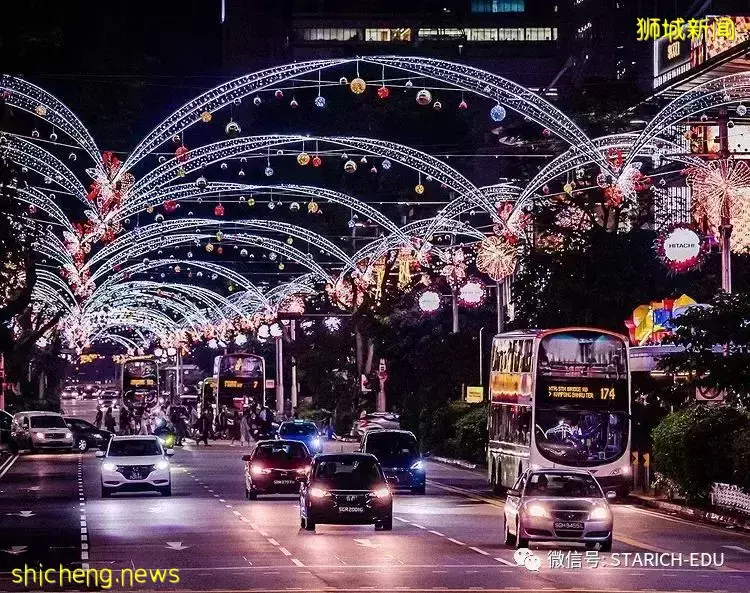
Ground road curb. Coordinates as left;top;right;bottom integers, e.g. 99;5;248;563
627;494;750;532
431;455;485;473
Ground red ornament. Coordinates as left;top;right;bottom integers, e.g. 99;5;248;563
164;199;178;213
377;86;390;99
458;99;468;110
542;129;551;137
274;89;284;99
217;246;224;255
175;145;189;163
312;155;322;167
214;203;225;217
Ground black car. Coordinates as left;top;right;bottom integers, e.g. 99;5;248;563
360;429;426;494
242;440;312;499
299;453;393;532
64;417;113;452
0;410;12;446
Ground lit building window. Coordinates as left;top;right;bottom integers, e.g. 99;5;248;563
418;28;465;39
525;27;556;41
471;0;525;12
466;28;499;41
364;28;412;42
497;28;525;41
298;28;360;41
418;27;557;42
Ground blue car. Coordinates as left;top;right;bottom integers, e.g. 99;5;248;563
277;420;322;454
360;429;426;494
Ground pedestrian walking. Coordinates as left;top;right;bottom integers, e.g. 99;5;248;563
118;407;130;435
228;409;240;445
240;410;251;446
197;411;211;446
104;407;116;433
94;407;103;429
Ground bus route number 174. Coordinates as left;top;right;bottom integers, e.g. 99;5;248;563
599;387;616;400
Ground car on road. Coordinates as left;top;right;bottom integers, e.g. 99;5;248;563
97;435;174;497
360;429;426;494
503;469;615;552
299;453;393;532
10;411;74;453
64;417;113;452
98;390;120;410
61;386;79;400
242;439;312;499
277;420;322;454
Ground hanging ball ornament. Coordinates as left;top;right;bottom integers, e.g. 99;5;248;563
377;85;390;99
68;152;77;161
490;104;507;122
35;105;48;117
370;166;378;174
247;197;256;207
205;243;214;253
542;128;552;137
405;79;413;88
240;248;248;257
253;95;262;106
196;176;208;189
220;162;228;170
155;214;164;223
215;230;224;241
416;89;432;106
308;200;319;214
314;95;326;108
728;120;735;129
312;155;322;167
344;160;357;174
172;134;181;144
297;152;311;166
146;206;154;214
274;89;284;99
350;77;367;94
225;121;241;137
381;159;392;170
278;262;285;270
217;246;223;255
290;202;300;211
433;101;442;111
289;97;299;108
737;103;748;117
200;111;212;123
264;166;274;177
49;132;58;141
459;99;468;110
268;201;276;210
32;129;40;138
339;76;349;85
415;183;425;195
700;113;709;122
214;203;225;217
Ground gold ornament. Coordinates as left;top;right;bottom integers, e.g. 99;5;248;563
35;105;48;117
297;152;311;166
414;183;425;195
476;236;517;281
200;111;213;123
205;243;214;253
307;200;319;214
350;78;367;94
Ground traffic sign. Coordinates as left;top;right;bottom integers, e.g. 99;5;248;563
466;386;484;403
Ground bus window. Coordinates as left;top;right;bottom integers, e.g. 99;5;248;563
521;340;533;373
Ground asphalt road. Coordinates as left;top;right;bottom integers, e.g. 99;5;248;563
1;438;749;593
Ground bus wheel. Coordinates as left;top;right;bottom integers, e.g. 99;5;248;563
503;518;516;546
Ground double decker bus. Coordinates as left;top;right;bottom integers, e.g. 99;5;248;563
488;328;631;495
120;356;160;412
212;354;266;411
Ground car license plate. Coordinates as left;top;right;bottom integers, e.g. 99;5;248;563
554;521;584;530
274;479;294;485
339;506;364;513
129;472;143;480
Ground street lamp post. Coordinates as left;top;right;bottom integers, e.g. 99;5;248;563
718;107;732;293
290;320;298;412
275;336;284;415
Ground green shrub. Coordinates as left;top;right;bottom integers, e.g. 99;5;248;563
447;404;488;463
652;404;749;504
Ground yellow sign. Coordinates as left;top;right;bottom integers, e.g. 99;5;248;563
466;386;484;403
637;16;737;41
223;380;244;389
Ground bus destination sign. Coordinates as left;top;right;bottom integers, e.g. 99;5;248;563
537;377;626;407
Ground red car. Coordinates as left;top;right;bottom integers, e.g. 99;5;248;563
242;440;312;499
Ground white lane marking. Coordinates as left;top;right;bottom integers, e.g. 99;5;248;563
232;510;242;516
225;504;233;508
219;498;226;502
494;557;515;566
291;559;304;567
448;538;465;546
165;541;190;550
258;530;269;537
394;517;409;523
279;547;292;556
411;523;427;530
0;455;20;480
429;530;445;537
469;547;490;556
723;545;750;554
268;538;280;546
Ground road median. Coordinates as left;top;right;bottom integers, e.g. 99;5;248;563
628;492;750;533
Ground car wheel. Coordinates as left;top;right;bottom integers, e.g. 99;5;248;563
247;489;257;500
411;484;426;495
101;485;112;498
304;515;316;531
160;484;172;497
503;517;516;546
300;515;305;529
515;519;529;548
76;439;89;452
600;537;612;553
375;517;393;531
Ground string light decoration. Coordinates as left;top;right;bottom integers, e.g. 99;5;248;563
457;277;486;308
476;235;518;281
688;160;750;251
417;287;442;313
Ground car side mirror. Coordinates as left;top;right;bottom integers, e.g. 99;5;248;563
241;455;252;462
606;490;617;500
386;476;398;485
165;449;175;457
507;488;521;498
95;450;105;458
422;451;432;458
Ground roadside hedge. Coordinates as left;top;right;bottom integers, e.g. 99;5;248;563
651;404;750;504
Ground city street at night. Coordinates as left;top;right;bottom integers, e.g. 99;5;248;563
1;443;749;592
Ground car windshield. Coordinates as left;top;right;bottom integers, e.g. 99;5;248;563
255;442;308;460
365;433;418;458
279;423;317;436
314;458;382;489
30;416;67;429
108;439;161;457
525;472;602;498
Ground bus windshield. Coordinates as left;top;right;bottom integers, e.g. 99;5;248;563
122;360;158;410
215;355;265;409
534;332;628;467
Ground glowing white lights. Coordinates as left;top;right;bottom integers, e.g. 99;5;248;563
417;288;442;313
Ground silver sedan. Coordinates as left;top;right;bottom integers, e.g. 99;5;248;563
503;469;615;551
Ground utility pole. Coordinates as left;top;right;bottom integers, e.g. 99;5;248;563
718;107;732;293
275;336;284;415
496;281;504;334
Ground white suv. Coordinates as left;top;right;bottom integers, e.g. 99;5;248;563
97;436;173;497
11;411;73;452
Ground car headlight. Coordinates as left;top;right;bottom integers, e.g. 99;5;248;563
296;467;310;474
589;506;611;520
102;462;116;471
64;432;72;439
35;432;46;440
250;465;272;475
310;487;330;498
525;503;549;518
411;460;424;470
369;487;391;499
311;438;321;449
156;460;169;470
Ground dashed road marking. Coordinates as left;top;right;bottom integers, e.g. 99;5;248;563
292;559;304;567
469;547;490;556
448;538;465;546
429;530;445;537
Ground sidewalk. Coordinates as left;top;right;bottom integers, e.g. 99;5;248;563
627;492;750;532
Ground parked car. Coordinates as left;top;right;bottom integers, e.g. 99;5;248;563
360;429;426;494
10;411;74;453
64;417;113;452
503;469;615;551
0;409;12;446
